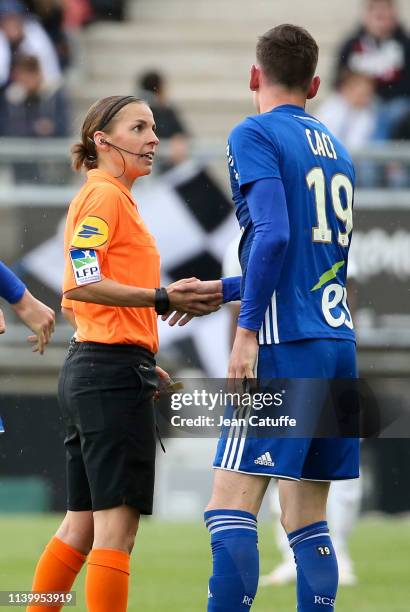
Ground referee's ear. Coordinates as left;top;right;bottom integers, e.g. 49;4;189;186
307;75;321;100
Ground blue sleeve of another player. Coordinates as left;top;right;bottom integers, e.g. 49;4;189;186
0;261;26;304
221;276;241;302
238;178;289;332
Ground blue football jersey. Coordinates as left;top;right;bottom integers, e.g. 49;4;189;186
227;104;355;344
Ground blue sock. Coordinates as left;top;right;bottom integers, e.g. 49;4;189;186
288;521;338;611
205;509;259;611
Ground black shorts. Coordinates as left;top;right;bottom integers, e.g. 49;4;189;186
58;340;158;514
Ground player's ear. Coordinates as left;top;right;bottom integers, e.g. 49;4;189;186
249;64;260;91
307;75;321;100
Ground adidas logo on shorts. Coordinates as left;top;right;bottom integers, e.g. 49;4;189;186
254;452;274;467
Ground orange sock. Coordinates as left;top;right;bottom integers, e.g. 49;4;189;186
27;536;86;612
85;549;130;612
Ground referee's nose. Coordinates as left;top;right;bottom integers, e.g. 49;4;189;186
149;129;159;146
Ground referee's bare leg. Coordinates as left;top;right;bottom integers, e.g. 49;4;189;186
56;511;94;554
55;505;139;553
92;505;139;553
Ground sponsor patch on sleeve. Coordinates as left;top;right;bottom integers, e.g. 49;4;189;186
71;216;109;248
69;249;102;286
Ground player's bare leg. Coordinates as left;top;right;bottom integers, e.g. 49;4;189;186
278;479;329;534
259;485;297;587
206;469;270;515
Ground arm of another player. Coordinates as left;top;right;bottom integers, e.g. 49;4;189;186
0;261;55;354
228;178;290;381
12;290;56;354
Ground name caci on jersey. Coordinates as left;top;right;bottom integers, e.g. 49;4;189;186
305;129;338;160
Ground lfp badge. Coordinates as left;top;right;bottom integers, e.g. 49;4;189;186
0;416;5;434
69;249;101;286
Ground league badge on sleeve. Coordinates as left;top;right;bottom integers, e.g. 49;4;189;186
70;249;102;286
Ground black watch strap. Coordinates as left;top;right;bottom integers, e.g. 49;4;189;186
154;287;170;315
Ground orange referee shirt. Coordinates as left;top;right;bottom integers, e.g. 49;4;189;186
62;169;160;352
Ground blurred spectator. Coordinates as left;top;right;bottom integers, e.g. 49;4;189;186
62;0;92;29
0;53;70;181
89;0;125;21
317;70;378;186
391;108;410;139
0;0;61;89
317;70;377;151
23;0;71;69
335;0;410;139
138;70;189;173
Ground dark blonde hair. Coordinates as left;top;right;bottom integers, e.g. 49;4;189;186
71;95;145;171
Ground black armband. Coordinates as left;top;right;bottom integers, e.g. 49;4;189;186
154;287;170;315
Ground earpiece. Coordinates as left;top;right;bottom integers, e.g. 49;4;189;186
91;138;146;157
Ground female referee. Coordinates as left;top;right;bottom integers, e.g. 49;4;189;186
27;95;222;612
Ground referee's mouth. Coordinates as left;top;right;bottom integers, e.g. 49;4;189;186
141;151;155;160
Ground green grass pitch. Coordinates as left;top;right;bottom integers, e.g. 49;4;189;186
0;515;409;611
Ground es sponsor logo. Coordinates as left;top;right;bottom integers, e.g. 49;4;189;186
69;249;101;286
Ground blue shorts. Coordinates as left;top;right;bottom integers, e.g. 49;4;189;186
213;339;360;481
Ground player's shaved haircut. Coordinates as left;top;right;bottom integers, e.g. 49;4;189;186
256;24;319;91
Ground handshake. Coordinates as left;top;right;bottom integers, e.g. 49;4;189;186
163;277;223;327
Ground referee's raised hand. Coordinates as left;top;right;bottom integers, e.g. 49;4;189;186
11;289;55;355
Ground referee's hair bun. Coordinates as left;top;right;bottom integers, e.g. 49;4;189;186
71;141;97;171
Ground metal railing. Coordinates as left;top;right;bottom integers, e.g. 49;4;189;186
1;138;410;209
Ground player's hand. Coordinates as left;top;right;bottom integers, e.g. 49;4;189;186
166;278;223;316
227;327;258;395
11;289;55;355
0;308;5;334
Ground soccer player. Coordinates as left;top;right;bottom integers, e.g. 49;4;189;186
204;25;358;611
0;260;55;353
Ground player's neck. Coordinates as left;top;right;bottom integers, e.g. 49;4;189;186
256;87;306;114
